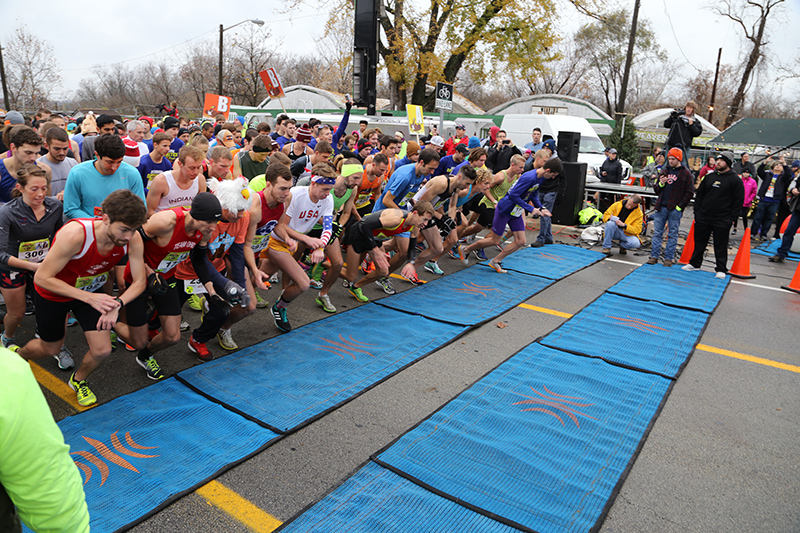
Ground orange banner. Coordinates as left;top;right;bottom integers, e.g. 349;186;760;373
202;93;232;121
259;68;285;98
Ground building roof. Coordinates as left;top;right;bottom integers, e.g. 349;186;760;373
708;118;800;147
485;94;612;121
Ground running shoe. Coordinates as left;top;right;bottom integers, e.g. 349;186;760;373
456;244;468;266
0;293;4;305
67;313;78;327
25;301;35;315
254;291;269;309
180;321;190;332
54;346;75;370
271;303;292;332
1;332;14;348
309;278;323;290
360;259;375;274
487;259;507;273
681;264;697;271
342;279;354;289
188;336;214;362
309;262;325;288
216;329;239;351
316;293;337;313
424;261;444;275
110;331;118;351
69;373;97;406
116;333;137;352
715;271;726;279
473;249;487;261
349;286;369;302
269;273;280;284
136;355;164;380
447;246;458;260
187;294;204;311
402;271;423;286
375;278;396;295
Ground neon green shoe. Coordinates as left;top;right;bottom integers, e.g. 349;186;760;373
349;286;369;303
188;294;204;311
69;373;97;406
109;331;118;351
254;291;269;309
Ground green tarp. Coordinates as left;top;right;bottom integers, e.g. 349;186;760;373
708;118;800;148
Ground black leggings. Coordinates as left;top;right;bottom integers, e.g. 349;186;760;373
733;206;749;230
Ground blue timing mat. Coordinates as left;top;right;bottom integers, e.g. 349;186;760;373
496;244;606;279
540;293;709;378
752;238;800;261
277;462;524;533
606;263;728;312
54;378;278;533
375;264;552;325
178;304;467;432
375;344;671;533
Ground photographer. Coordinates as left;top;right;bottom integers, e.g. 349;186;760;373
486;130;522;172
663;100;703;166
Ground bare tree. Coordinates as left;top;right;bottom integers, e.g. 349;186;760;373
224;25;280;107
714;0;785;128
3;25;62;112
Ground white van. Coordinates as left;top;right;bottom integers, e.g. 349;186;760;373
500;114;631;182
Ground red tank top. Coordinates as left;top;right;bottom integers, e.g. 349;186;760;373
124;207;202;282
36;218;127;303
374;217;415;240
252;191;286;252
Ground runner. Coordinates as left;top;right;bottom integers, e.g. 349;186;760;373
410;165;478;277
36;126;77;200
354;154;388;218
202;146;233;181
137;132;173;193
13;190;148;406
262;164;336;332
290;140;334;185
462;158;563;272
246;162;294;309
146;145;207;216
114;193;223;379
297;160;362;312
0;165;68;368
370;148;441;293
0;126;52;204
341;201;435;302
232;134;271;180
175;178;255;357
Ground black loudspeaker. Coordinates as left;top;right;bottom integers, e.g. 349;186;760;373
557;131;581;163
354;0;379;49
551;162;587;226
353;0;379;114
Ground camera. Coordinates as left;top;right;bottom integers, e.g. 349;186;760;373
502;139;511;145
670;108;684;119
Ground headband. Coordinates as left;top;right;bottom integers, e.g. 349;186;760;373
341;163;363;177
311;175;337;185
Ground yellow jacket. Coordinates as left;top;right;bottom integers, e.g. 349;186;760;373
603;200;643;240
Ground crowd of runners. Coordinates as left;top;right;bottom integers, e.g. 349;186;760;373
1;102;798;409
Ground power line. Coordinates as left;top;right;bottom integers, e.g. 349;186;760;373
662;0;701;71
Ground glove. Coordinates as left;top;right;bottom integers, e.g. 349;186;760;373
147;272;168;296
222;279;251;308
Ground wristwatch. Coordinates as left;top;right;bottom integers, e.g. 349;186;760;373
115;297;124;308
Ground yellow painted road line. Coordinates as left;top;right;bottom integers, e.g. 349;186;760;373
29;361;91;412
196;480;282;532
696;344;800;374
517;303;573;318
517;304;800;374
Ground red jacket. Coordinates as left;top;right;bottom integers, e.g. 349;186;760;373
444;135;468;156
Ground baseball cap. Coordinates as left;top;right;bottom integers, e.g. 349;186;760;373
5;110;24;125
219;131;236;148
429;136;445;147
455;124;465;130
455;145;469;155
608;148;618;155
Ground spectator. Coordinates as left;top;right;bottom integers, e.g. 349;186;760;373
774;160;800;239
647;148;694;267
732;151;756;181
601;195;643;255
732;169;758;235
486;130;522;173
768;163;800;263
444;124;469;156
663;101;702;165
697;156;716;187
683;151;744;278
751;159;789;240
641;152;665;187
600;148;623;184
524;127;544;153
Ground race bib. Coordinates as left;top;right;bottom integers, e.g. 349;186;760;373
76;272;108;293
18;238;50;263
155;251;190;273
510;204;525;217
184;279;208;295
355;192;372;208
398;190;416;208
251;234;270;253
147;171;164;185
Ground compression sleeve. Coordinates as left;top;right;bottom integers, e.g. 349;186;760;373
227;243;247;288
407;236;418;262
331;102;352;155
358;214;384;250
190;244;231;294
319;215;333;246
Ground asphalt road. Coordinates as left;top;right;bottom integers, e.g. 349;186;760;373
27;213;800;532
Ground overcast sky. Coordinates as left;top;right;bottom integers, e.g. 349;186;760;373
3;0;799;106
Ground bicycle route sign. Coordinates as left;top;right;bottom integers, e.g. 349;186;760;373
435;82;453;112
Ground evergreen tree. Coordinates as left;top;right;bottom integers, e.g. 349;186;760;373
608;116;639;169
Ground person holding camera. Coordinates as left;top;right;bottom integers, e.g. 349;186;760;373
663;101;702;166
486;130;522;173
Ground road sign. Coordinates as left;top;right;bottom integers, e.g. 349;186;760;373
435;82;453;112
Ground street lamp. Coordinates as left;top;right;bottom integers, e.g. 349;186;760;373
218;18;265;95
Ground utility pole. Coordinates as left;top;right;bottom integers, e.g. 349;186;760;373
0;38;11;111
708;48;722;124
617;0;641;114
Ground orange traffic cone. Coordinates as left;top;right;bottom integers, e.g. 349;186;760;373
729;228;756;279
781;260;800;294
678;220;695;265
